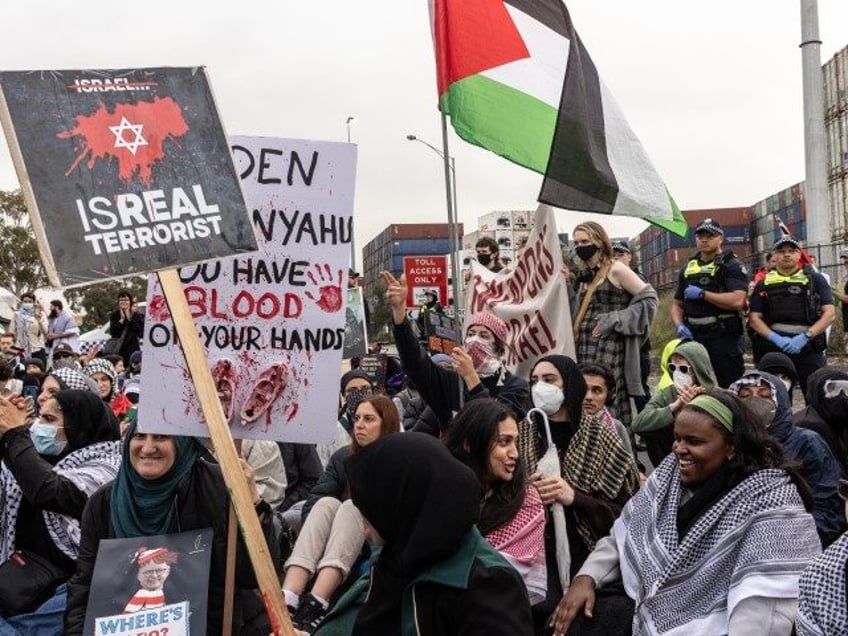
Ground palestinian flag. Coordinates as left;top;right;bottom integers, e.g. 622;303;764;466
430;0;688;236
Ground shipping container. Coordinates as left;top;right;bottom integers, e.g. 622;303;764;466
828;174;848;240
682;207;750;227
388;223;460;240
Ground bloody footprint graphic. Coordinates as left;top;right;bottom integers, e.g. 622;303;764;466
211;359;238;421
305;264;344;313
241;363;288;426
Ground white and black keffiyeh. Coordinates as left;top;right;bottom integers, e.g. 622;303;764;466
0;440;121;561
614;456;821;636
796;532;848;636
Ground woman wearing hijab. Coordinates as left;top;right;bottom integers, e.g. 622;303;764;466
520;354;639;633
553;390;820;636
64;416;276;635
444;398;546;604
0;390;121;634
382;271;531;432
345;433;533;635
37;367;100;411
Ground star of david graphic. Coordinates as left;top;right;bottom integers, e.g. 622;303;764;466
109;116;148;155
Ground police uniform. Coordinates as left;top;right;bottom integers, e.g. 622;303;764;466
675;236;748;388
749;262;833;397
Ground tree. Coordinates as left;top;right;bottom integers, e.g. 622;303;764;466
0;190;49;298
65;276;150;331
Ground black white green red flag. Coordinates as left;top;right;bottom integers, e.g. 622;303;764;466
429;0;688;237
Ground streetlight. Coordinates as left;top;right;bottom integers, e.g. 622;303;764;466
347;116;356;270
406;133;461;318
346;116;356;144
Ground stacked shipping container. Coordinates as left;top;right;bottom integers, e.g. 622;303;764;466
824;45;848;242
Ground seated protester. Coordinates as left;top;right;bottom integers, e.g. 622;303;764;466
384;269;531;432
554;391;821;636
0;390;121;634
317;370;373;468
64;416;277;635
795;478;848;635
23;357;45;378
402;356;450;436
204;439;287;512
654;337;683;393
757;351;799;401
730;371;847;547
345;433;533;635
794;368;848;476
282;396;400;633
82;358;117;405
49;343;79;371
444;399;546;604
37;367;100;411
519;355;639;633
101;353;124;377
632;340;717;468
277;443;322;529
579;363;633;455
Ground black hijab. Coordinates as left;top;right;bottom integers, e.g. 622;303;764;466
54;389;120;451
346;433;481;635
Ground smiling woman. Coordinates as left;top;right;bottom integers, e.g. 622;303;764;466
552;390;822;636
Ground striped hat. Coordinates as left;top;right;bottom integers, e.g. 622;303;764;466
465;311;508;344
772;236;801;251
694;218;724;236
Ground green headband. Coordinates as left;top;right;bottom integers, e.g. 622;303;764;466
688;395;734;433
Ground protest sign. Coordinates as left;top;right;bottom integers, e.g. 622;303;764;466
404;255;448;308
343;287;368;359
358;353;387;391
140;136;356;443
465;204;574;378
0;67;257;287
84;529;213;636
423;313;459;355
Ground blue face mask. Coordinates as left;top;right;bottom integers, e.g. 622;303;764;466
29;421;68;456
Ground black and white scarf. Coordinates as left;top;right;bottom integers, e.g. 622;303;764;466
615;456;821;635
0;440;121;561
796;532;848;635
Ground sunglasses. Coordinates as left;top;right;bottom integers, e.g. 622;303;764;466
668;363;691;375
824;379;848;399
839;479;848;501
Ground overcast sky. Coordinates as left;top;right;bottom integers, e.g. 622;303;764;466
2;1;847;270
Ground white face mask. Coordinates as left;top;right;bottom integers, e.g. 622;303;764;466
673;370;694;390
532;382;565;416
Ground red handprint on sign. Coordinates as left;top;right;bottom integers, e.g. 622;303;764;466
305;264;344;313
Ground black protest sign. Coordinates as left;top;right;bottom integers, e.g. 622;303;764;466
84;528;213;636
0;67;257;287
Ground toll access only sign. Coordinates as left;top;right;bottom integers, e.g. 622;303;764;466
403;255;448;308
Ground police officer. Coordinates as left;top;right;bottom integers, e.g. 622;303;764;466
671;219;748;388
748;236;835;399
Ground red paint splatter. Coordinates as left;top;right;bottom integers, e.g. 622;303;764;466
147;294;170;322
287;403;299;422
305;265;343;313
57;97;189;186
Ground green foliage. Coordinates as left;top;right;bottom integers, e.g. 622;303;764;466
0;190;49;298
649;290;678;357
67;276;149;331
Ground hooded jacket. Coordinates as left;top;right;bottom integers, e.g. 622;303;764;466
632;340;717;434
346;434;532;636
793;368;848;474
731;371;846;546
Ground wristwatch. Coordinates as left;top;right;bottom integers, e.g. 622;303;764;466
804;329;814;339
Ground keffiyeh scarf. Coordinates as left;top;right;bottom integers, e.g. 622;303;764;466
795;532;848;635
615;457;821;635
0;440;121;561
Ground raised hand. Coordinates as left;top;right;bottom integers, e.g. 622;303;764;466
381;271;408;324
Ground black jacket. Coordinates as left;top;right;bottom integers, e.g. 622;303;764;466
277;442;322;511
302;446;350;522
393;318;531;430
64;459;278;635
108;309;145;363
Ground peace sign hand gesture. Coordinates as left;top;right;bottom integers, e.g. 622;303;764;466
380;271;409;325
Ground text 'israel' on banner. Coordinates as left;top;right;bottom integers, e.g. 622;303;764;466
429;0;688;237
0;67;258;287
139;137;356;444
465;204;574;378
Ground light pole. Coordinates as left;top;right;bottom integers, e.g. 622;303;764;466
406;133;461;319
346;116;356;270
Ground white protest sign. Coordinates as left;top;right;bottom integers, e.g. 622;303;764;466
94;602;188;636
139;137;356;442
465;204;575;378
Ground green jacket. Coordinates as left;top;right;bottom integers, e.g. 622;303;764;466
632;340;717;433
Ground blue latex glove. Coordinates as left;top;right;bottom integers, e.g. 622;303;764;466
784;333;810;355
676;324;693;339
683;285;705;301
766;331;792;352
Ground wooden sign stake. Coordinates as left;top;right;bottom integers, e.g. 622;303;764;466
157;269;295;636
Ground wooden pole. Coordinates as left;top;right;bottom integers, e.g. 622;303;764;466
221;438;242;636
157;269;295;636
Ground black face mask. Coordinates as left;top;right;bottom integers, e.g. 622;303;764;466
477;253;492;266
575;244;599;262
